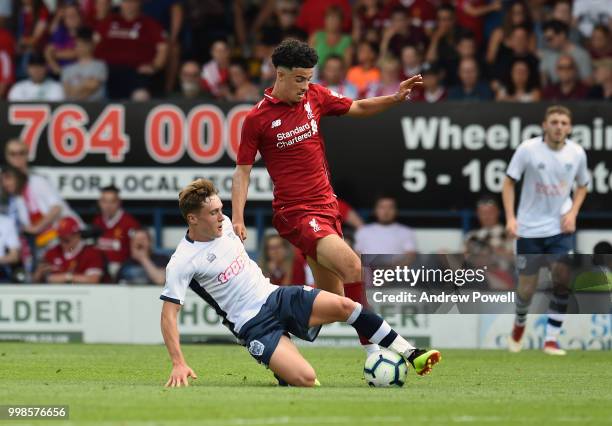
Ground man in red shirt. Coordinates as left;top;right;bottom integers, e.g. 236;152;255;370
94;0;168;99
33;217;105;284
295;0;352;35
92;185;140;280
233;39;428;359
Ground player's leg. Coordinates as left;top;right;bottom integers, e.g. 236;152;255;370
268;335;318;387
308;290;441;375
542;234;574;355
542;261;571;355
306;256;344;295
509;273;539;349
273;208;375;353
314;234;361;283
509;238;543;352
310;236;380;353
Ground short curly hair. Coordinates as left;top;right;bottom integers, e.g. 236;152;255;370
271;39;318;69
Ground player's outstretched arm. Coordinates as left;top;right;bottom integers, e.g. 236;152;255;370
161;301;198;387
231;164;252;241
346;74;423;117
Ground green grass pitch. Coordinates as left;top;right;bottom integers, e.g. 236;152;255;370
0;343;611;426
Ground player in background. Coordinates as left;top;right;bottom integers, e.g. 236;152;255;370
160;179;441;387
503;105;589;355
232;39;422;356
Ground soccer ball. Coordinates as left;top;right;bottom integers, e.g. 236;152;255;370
363;349;408;387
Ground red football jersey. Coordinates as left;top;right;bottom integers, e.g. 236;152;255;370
238;83;353;210
94;14;166;68
93;210;140;263
44;243;105;276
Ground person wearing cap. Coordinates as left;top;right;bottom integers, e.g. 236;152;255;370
32;217;105;284
7;52;65;101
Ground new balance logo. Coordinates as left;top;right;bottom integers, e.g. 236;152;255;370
329;88;343;98
309;218;321;232
271;119;281;128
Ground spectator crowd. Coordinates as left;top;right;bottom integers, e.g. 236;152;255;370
1;0;611;285
0;137;169;284
0;0;610;103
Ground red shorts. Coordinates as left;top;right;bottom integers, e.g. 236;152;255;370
272;202;343;260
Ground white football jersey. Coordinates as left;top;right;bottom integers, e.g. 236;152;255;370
161;216;277;335
506;137;590;238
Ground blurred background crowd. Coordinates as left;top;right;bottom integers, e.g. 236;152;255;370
0;0;611;103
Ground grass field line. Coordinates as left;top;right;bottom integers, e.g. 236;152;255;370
53;417;405;426
49;414;596;426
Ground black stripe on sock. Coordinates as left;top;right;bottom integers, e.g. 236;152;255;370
379;330;398;347
547;318;563;328
352;309;383;339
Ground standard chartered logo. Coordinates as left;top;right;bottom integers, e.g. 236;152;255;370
275;122;314;149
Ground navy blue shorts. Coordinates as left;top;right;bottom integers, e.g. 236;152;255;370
515;233;575;275
238;286;322;366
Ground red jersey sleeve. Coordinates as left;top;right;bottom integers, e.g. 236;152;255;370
315;84;353;116
237;112;262;165
79;247;105;275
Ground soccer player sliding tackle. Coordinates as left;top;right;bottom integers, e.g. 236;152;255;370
232;39;424;359
160;180;441;387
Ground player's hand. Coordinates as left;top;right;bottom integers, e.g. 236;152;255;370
561;211;577;233
233;222;247;241
165;364;198;388
506;217;518;239
394;75;423;101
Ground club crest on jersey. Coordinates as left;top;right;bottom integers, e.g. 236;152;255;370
249;340;265;357
537;162;546;170
565;163;573;171
309;218;321;232
207;253;216;262
304;101;314;119
271;119;281;128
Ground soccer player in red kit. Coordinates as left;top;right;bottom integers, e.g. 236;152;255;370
232;39;432;361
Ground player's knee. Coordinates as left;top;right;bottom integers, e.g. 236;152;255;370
339;297;357;320
293;368;317;387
